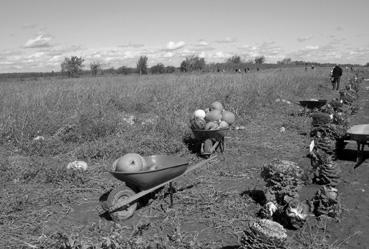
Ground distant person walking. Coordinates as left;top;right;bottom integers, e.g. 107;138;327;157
331;65;343;90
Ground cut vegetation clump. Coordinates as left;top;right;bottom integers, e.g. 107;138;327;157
261;159;305;206
240;219;288;249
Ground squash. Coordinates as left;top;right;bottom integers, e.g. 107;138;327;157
205;121;219;130
190;117;206;130
221;111;235;125
205;109;222;122
210;101;224;111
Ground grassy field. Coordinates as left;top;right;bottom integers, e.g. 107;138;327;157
0;66;366;248
0;67;339;159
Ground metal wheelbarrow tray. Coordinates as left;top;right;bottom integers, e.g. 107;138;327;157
299;99;327;109
346;124;369;166
110;155;189;191
103;155;216;221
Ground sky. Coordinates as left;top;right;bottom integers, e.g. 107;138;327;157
0;0;368;73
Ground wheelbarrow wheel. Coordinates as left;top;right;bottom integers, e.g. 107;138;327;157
106;186;137;221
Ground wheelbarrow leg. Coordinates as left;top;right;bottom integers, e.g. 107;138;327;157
355;141;365;167
219;137;225;152
169;182;174;208
213;137;225;153
202;139;213;156
211;140;220;153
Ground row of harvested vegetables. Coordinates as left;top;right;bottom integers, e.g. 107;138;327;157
241;75;362;248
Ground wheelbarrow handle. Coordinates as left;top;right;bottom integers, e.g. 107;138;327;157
108;155;217;212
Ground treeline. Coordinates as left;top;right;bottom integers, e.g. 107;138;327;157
55;54;283;78
0;55;365;80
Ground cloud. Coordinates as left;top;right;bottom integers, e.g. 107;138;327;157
197;40;209;46
297;35;313;42
198;51;206;58
119;43;144;48
305;45;319;50
163;52;174;58
0;49;23;57
258;42;283;56
21;24;38;29
27;52;45;59
24;33;53;48
166;41;186;50
215;37;236;43
344;47;369;63
213;51;231;59
287;43;341;62
188;40;215;53
336;26;343;31
238;42;284;62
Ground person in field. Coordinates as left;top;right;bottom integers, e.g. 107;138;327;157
331;65;343;90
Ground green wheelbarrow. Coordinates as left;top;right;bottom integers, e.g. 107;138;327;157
101;155;216;221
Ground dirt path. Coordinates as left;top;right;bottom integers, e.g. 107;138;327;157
324;79;369;249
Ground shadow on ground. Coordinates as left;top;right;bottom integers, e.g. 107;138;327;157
240;189;266;206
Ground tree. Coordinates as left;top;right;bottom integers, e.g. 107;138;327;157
277;58;292;65
254;56;265;65
137;56;148;75
165;66;176;73
90;62;101;76
180;56;206;72
61;56;84;77
180;60;188;72
227;55;242;64
117;66;134;75
104;67;116;74
150;63;165;74
365;62;369;67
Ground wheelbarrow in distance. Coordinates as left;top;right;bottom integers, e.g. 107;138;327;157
346;124;369;167
191;128;230;157
298;99;327;113
101;155;216;221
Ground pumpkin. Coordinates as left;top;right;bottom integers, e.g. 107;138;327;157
205;109;222;122
210;101;224;111
221;111;235;125
115;153;144;173
219;120;229;129
205;121;219;130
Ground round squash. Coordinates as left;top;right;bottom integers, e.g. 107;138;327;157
221;111;235;125
205;109;222;122
219;120;229;129
190;117;206;130
205;121;219;130
115;153;144;173
193;109;206;119
210;101;224;111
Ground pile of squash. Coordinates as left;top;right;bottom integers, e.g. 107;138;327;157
190;101;235;130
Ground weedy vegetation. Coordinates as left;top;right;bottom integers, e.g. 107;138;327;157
0;67;366;248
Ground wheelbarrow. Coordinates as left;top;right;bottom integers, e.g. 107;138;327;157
101;155;216;221
299;99;327;113
346;124;369;166
191;128;230;157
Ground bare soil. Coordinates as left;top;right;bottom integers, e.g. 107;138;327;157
47;81;369;248
1;74;369;249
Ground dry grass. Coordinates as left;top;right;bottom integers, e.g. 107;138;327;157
0;67;367;249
